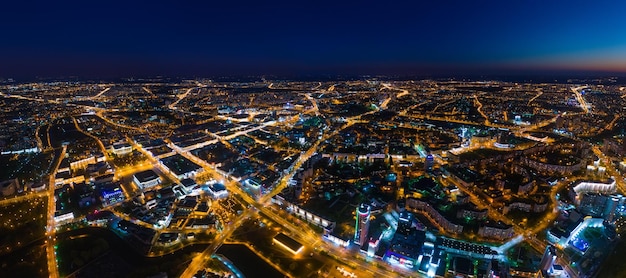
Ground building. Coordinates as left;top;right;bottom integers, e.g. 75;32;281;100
207;182;228;199
133;169;161;190
384;212;425;269
160;154;203;180
539;245;557;272
478;221;514;240
578;192;625;221
579;193;609;217
406;198;464;234
324;229;351;248
0;179;18;196
355;203;371;246
100;184;125;206
180;178;197;192
604;194;625;223
92;173;114;185
273;233;304;255
424;154;434;173
494;131;514;149
110;142;133;156
570;179;616;205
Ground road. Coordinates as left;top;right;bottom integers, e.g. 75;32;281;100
473;94;490;126
0;191;48;206
89;87;111;100
178;93;392;276
380;83;409;110
178;89;411;277
142;86;156;97
527;88;543;105
72;116;111;160
46;145;67;278
93;111;145;133
0;90;59;104
179;204;258;278
592;146;626;194
169;87;197;110
571;86;589;113
304;93;320;116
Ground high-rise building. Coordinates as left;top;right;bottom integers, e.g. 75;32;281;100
355;204;371;246
604;194;625;223
539;245;556;272
579;192;609;216
425;154;434;173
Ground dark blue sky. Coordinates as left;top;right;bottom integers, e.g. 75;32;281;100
1;0;625;78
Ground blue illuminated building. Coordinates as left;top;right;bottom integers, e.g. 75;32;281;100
100;184;125;206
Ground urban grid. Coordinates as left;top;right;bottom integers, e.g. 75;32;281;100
1;77;626;278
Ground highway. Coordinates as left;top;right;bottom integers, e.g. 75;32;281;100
89;86;111;100
527;88;543;105
179;203;258;278
169;87;197;110
571;86;589;114
142;86;156;97
46;145;66;278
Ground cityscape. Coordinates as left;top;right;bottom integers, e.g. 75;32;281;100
2;1;626;278
1;77;626;278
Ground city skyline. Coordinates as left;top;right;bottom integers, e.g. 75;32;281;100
2;0;626;78
2;77;625;277
3;1;626;278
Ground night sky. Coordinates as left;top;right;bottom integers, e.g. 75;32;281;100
1;0;626;78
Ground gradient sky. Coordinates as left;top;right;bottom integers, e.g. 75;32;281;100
1;0;626;78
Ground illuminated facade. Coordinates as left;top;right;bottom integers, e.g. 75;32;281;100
539;245;557;272
355;203;370;246
101;186;124;206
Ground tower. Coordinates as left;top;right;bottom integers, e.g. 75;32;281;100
604;194;624;223
539;245;556;272
425;154;434;174
355;204;371;246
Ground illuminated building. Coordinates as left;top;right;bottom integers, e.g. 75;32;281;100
578;192;624;222
424;154;434;173
110;142;133;156
494;131;514;149
570;179;616;205
100;185;124;206
207;182;228;199
604;194;624;223
355;203;371;246
54;211;74;224
478;221;514;240
384;212;425;269
159;154;203;180
180;178;197;192
133;169;161;190
367;237;380;257
539;245;556;272
273;233;303;255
